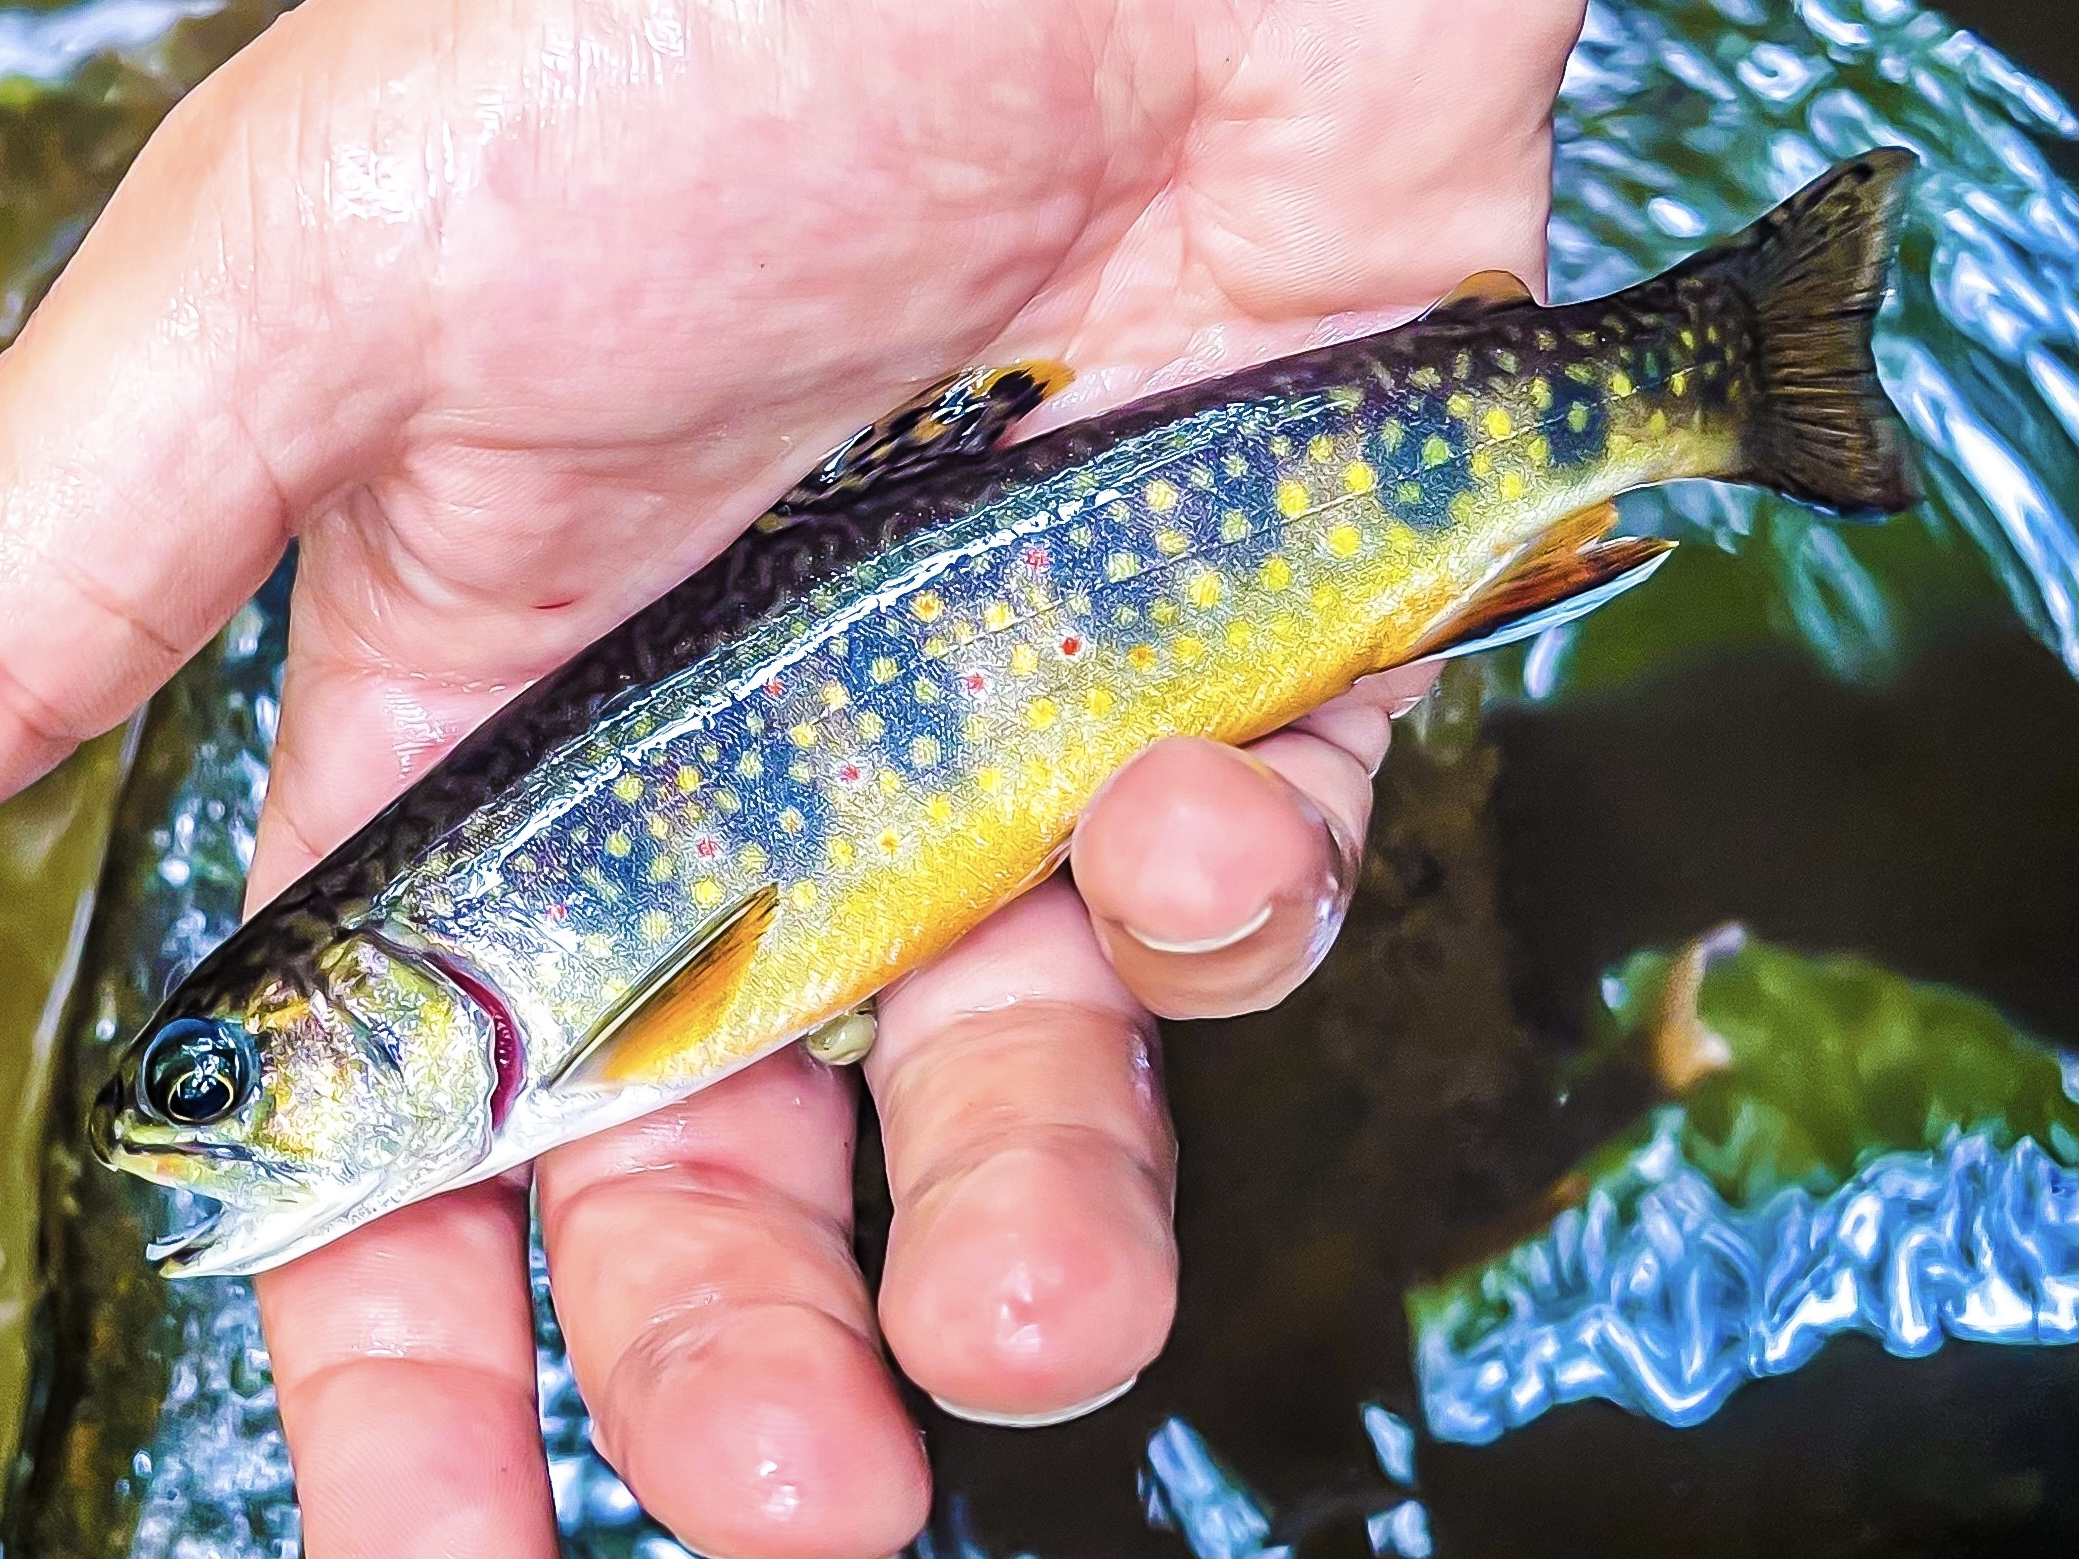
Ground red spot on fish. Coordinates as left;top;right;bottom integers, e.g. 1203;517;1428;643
547;902;568;922
837;763;862;785
695;838;719;858
763;678;784;699
1060;636;1082;656
1022;545;1050;569
964;672;988;693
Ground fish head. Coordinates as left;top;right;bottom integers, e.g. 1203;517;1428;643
92;927;501;1277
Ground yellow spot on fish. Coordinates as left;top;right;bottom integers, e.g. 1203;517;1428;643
1470;450;1494;478
1275;479;1310;519
1411;365;1442;390
1308;434;1336;464
1343;461;1377;495
1187;570;1223;609
1500;470;1527;501
1329;385;1363;411
1106;551;1142;582
1493;348;1519;374
584;932;615;957
789;880;817;910
857;710;885;741
877;828;901;856
1452;350;1473;380
738;753;765;783
1535;328;1558;351
1155;528;1190;556
1528;435;1551;466
780;808;805;834
925;793;953;825
738;843;767;872
878;769;902;795
913;676;940;703
827;838;855;869
1670;369;1690;397
1261;555;1293;590
1608;368;1634;397
1150;599;1178;625
983;601;1014;632
1023;755;1053;786
1447;392;1474;421
1312;581;1341;610
648;855;675;883
1010;642;1040;675
647;814;670;840
1226;620;1253;648
1397;481;1423;506
1085;687;1116;718
1220;511;1251;543
1530;377;1552;410
975;766;1005;794
1448;492;1475;525
605;830;632;858
1146;479;1180;512
1484;406;1514;440
788;760;812;784
820;683;847;709
1026;695;1059;729
1270;434;1293;456
1648;409;1669;437
1327;522;1363;558
870;657;898;684
1422;435;1451;469
923;636;948;659
910;736;940;768
1175;635;1205;664
613;773;644;804
1380;420;1405;453
1681;328;1697;349
693;880;722;909
1128;644;1158;672
1567;402;1591;433
911;591;944;623
1222;451;1250;478
638;909;674;944
786;722;816;749
1566;362;1596;384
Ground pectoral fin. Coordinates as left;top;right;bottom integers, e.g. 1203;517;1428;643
549;883;780;1090
1400;503;1675;664
764;360;1074;523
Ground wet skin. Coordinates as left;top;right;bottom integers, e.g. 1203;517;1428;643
0;1;1584;1554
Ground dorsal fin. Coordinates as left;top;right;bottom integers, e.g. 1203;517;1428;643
1422;268;1538;323
763;360;1074;524
548;883;780;1089
1399;503;1674;664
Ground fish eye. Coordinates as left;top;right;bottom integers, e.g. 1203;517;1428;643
139;1017;256;1127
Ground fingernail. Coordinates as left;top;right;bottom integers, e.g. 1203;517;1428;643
930;1373;1139;1428
1122;901;1272;957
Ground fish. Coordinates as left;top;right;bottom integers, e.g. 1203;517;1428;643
91;149;1920;1277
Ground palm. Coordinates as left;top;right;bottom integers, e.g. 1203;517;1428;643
0;0;1583;1553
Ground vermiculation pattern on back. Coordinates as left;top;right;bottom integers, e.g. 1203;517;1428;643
373;280;1754;1083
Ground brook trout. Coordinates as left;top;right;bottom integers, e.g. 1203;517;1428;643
94;150;1918;1276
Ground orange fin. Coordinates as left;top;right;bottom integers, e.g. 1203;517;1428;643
764;360;1074;523
1402;504;1674;664
1423;268;1538;322
549;883;780;1089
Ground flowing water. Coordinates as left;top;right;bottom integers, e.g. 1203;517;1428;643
1;1;2075;1555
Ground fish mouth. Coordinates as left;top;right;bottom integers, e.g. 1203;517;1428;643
153;1177;382;1279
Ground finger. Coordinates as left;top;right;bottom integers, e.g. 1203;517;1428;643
1071;662;1434;1019
868;877;1177;1424
255;1179;556;1559
536;1045;929;1559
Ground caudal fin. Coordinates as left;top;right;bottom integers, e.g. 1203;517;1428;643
1692;148;1920;516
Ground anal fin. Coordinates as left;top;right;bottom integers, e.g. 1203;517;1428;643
764;360;1074;523
1401;503;1675;664
1422;268;1538;323
549;883;780;1090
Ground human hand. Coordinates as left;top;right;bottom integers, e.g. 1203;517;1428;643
0;0;1582;1552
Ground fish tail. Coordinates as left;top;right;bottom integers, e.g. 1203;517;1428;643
1695;148;1920;516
